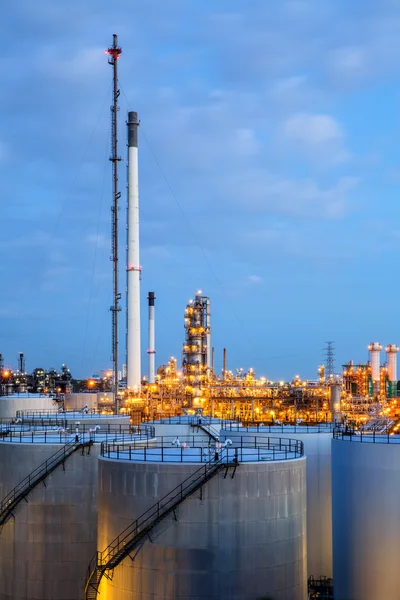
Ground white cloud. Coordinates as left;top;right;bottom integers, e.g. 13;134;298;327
281;113;349;164
217;168;358;219
283;113;342;145
246;275;263;284
329;46;366;78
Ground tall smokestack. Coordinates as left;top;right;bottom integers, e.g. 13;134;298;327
147;292;156;383
386;345;399;382
368;342;382;396
223;347;227;380
127;111;141;390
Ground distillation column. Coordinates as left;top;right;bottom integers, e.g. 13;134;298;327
147;292;156;384
368;342;382;397
206;298;211;379
126;111;141;390
386;344;399;398
182;291;211;397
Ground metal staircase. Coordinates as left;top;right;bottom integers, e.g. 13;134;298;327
84;455;233;599
0;439;92;528
190;418;220;441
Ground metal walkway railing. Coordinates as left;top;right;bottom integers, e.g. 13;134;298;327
190;418;220;441
84;454;233;599
0;439;92;528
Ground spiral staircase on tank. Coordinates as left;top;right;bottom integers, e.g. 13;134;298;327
84;454;237;599
0;439;93;529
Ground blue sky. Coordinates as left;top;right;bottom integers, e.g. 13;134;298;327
1;0;400;379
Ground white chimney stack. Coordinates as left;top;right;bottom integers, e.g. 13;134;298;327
368;342;382;396
386;344;399;383
147;292;156;383
126;111;141;390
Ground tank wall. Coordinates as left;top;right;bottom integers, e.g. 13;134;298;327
97;456;307;600
220;429;332;578
0;442;99;600
64;393;98;411
152;423;210;441
62;415;130;428
332;438;400;600
0;396;57;418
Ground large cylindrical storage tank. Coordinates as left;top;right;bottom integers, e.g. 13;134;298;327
332;432;400;600
220;424;333;579
0;423;151;600
97;439;308;600
64;392;98;411
0;441;98;600
0;393;57;419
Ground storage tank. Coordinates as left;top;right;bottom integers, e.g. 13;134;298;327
96;436;308;600
220;423;333;579
0;440;98;600
0;423;154;600
0;393;58;419
148;415;220;441
332;431;400;600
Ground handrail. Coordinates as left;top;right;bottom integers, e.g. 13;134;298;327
85;453;229;598
333;429;400;444
221;422;335;433
0;427;155;445
100;436;304;463
15;410;127;419
0;440;91;527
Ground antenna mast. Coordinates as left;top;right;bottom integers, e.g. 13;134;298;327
106;34;122;413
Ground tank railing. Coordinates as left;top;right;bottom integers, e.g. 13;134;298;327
308;575;334;599
333;428;400;443
142;415;238;425
16;409;119;419
85;452;229;599
221;421;335;433
100;436;304;462
0;439;93;527
0;427;156;445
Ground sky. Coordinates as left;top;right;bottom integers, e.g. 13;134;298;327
1;0;400;380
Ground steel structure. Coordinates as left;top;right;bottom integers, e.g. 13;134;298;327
106;34;122;411
325;341;335;380
182;292;211;391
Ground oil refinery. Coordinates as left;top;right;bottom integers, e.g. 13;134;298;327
2;34;400;600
